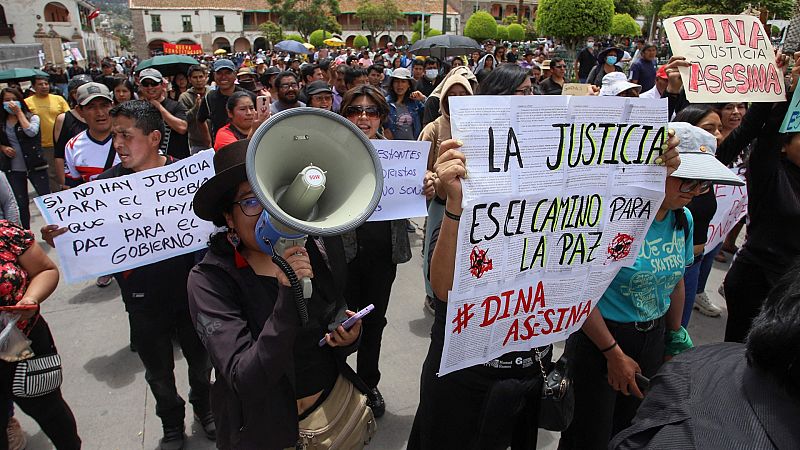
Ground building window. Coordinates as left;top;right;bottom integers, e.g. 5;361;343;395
182;15;192;32
151;14;162;32
215;16;225;32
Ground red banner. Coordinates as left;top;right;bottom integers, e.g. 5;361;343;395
163;43;203;55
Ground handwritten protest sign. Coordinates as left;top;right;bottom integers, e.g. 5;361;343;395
562;83;591;96
705;167;748;253
664;14;784;103
439;95;667;376
34;151;216;283
367;139;429;222
781;86;800;132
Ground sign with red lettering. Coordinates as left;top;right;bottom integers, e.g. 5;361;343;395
664;15;785;103
705;167;747;253
439;95;668;376
163;43;203;55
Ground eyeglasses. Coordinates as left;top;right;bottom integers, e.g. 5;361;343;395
140;80;161;87
344;105;381;119
514;87;533;95
311;94;333;103
232;197;263;217
554;65;567;69
679;178;712;194
279;82;299;90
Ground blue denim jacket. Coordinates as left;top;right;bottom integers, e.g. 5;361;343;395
385;98;424;140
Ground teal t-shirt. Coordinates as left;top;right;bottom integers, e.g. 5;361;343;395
598;208;694;323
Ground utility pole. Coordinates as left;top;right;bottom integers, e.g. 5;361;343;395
443;0;448;33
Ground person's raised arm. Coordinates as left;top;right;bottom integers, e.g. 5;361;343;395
429;139;465;300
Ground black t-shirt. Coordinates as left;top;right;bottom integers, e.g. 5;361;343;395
539;77;563;95
576;48;597;79
159;97;190;159
197;87;255;144
55;111;88;160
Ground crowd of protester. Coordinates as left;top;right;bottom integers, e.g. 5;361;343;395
0;31;798;450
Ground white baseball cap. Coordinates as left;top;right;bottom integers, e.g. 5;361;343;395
669;122;745;186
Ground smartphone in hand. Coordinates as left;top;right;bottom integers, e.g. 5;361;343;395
318;304;374;347
256;95;270;117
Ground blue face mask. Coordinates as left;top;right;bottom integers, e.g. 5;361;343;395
3;101;20;114
606;56;618;65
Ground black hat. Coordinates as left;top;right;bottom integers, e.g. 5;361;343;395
597;46;623;63
305;80;332;96
263;66;280;76
194;140;249;223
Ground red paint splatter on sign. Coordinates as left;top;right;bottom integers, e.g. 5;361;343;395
608;233;634;261
469;246;493;278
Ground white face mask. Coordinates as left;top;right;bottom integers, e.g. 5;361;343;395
587;42;594;48
425;69;438;80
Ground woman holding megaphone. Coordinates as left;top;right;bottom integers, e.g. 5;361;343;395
188;140;376;449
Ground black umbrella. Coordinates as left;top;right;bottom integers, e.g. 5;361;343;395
409;35;482;59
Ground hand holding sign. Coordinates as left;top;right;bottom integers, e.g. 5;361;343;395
433;139;467;209
664;14;785;103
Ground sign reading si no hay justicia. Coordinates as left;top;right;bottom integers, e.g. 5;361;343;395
664;14;785;103
34;151;217;283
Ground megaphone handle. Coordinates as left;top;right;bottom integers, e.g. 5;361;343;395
302;277;313;299
274;236;314;299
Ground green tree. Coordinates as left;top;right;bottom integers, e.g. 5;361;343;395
525;22;538;40
308;29;331;48
502;15;529;26
496;25;509;41
614;0;642;17
659;0;712;17
267;0;342;40
659;0;792;19
464;11;498;42
610;13;641;36
507;23;525;41
355;0;403;49
260;21;284;49
411;27;441;43
285;34;306;43
536;0;614;57
113;31;131;51
354;34;369;48
410;20;433;43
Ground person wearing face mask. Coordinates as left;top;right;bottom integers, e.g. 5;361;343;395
586;47;624;87
236;67;259;94
417;58;442;97
575;39;598;83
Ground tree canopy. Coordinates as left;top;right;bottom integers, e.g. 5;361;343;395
266;0;342;39
496;25;509;41
353;35;369;48
308;29;333;48
285;34;306;43
659;0;793;19
260;22;284;48
507;23;525;41
464;11;498;42
614;0;642;17
610;13;641;36
355;0;403;49
535;0;614;46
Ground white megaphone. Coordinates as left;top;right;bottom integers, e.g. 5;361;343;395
245;108;383;309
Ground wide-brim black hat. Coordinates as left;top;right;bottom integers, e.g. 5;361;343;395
194;140;249;224
597;46;623;63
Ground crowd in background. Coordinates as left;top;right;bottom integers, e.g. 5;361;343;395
0;29;798;450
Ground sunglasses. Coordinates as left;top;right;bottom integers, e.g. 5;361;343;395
345;105;381;119
679;178;712;194
554;65;567;69
140;80;161;87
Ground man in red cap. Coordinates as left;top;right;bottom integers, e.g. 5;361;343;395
640;65;668;99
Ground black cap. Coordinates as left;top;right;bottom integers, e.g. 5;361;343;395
306;80;332;96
